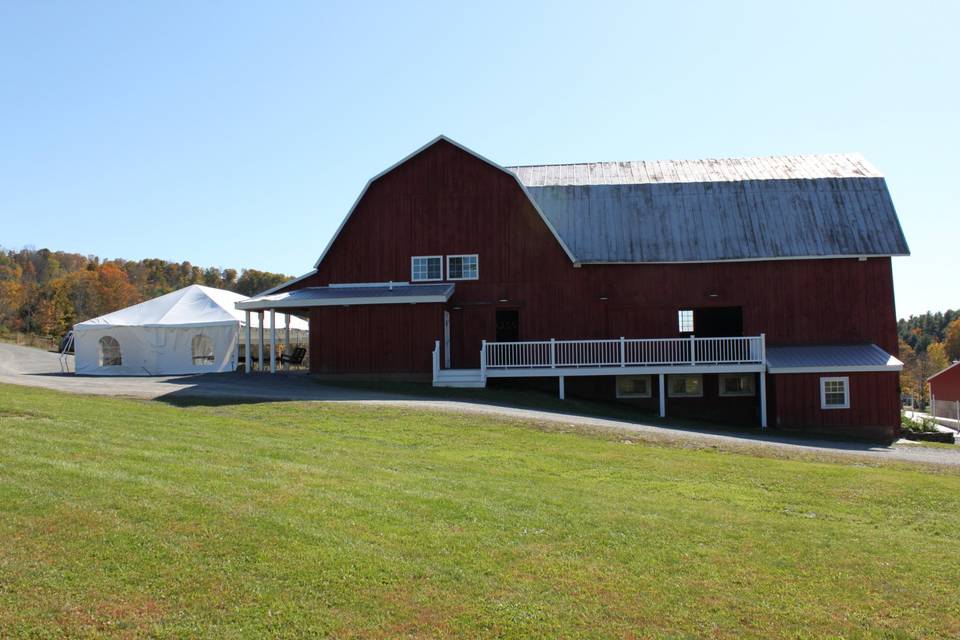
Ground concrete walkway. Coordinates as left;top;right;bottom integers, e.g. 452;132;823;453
2;343;959;468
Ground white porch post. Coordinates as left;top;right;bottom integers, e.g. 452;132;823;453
759;333;768;429
284;313;291;372
558;375;565;400
658;373;666;418
269;309;277;374
759;372;768;429
244;310;251;374
257;311;265;372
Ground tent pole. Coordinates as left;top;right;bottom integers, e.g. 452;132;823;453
270;310;277;374
258;311;265;373
244;310;251;374
284;314;291;372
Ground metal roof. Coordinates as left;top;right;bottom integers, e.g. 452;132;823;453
236;283;455;310
507;153;909;263
766;343;903;373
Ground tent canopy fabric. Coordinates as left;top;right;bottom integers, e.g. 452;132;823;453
76;285;308;330
73;285;307;376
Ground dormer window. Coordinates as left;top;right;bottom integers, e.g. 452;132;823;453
411;256;443;281
447;254;479;280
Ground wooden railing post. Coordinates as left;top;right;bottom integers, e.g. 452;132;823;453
620;336;626;367
550;338;556;368
690;334;696;365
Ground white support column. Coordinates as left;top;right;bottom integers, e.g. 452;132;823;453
244;310;251;374
269;309;277;374
284;313;291;372
759;371;768;429
257;311;265;372
558;375;565;400
658;373;666;418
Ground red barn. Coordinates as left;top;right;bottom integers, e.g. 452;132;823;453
238;137;909;440
929;362;960;422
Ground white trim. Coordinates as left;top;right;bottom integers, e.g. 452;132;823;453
236;294;450;310
615;375;652;398
329;281;410;288
719;373;756;397
820;376;850;410
574;253;907;266
446;254;479;281
769;364;902;374
411;255;443;282
667;374;704;398
484;364;763;379
256;270;317;296
312;135;579;270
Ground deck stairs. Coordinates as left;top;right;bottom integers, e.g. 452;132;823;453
433;368;485;388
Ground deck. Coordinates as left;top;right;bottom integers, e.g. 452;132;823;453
432;335;768;427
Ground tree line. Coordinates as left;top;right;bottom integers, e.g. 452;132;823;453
897;310;960;405
0;247;291;339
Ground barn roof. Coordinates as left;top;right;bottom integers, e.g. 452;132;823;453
765;343;903;374
238;283;455;310
507;153;909;263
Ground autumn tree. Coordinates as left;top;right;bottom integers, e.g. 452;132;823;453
946;318;960;362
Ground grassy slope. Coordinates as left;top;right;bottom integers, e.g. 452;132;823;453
1;384;959;639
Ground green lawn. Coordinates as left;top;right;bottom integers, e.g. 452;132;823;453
1;384;959;639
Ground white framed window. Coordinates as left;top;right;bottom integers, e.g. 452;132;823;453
678;309;694;333
668;374;702;397
98;336;122;367
719;374;755;397
192;334;215;366
411;256;443;282
616;375;651;398
447;254;479;280
820;376;850;409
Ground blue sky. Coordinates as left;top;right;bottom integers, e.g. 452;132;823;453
1;1;956;318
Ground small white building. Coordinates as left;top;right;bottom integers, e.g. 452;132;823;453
73;284;307;375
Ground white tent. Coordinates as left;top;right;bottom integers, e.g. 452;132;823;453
73;285;308;376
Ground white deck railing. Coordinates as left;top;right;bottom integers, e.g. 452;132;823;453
483;335;764;370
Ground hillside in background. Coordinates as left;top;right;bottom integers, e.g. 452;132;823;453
0;247;291;339
898;310;960;404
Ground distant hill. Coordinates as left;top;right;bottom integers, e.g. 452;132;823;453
0;247;291;338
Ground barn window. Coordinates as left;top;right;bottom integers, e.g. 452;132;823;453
678;309;694;333
411;256;443;281
668;374;702;397
820;376;850;409
719;374;755;397
98;336;122;367
616;375;651;398
447;254;479;280
192;334;215;366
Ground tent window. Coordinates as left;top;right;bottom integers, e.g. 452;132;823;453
192;335;215;366
98;336;122;367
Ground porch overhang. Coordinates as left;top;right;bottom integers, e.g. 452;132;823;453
236;282;455;312
766;343;903;374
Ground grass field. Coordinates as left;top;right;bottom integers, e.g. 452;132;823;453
1;383;959;638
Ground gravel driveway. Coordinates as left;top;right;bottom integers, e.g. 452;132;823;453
2;342;958;468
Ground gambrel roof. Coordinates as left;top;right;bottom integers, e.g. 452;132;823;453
289;137;909;296
508;154;909;263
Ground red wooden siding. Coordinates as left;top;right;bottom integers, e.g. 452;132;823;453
771;372;900;439
930;364;960;401
309;304;441;375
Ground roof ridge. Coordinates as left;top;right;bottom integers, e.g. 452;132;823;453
506;151;867;170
